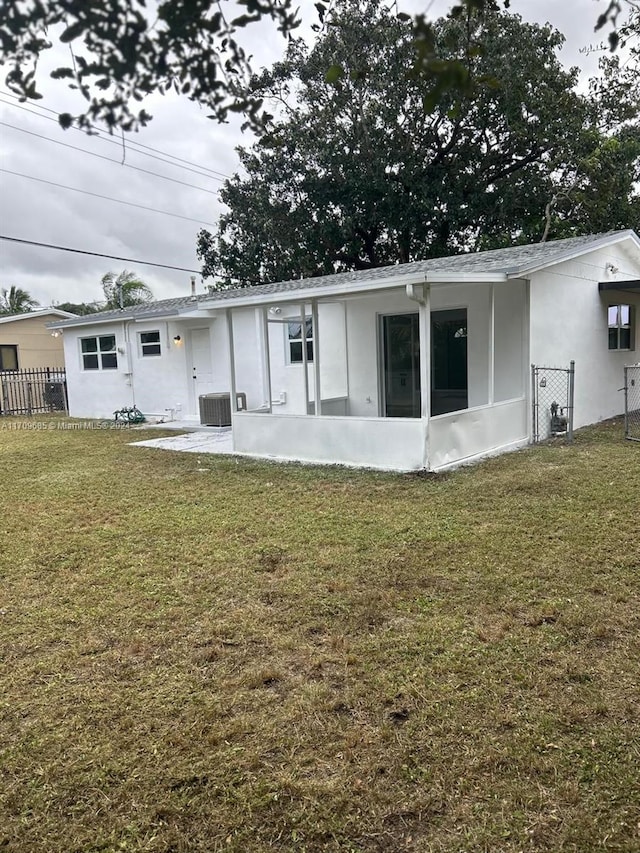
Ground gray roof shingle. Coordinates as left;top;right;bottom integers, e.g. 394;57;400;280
50;230;636;328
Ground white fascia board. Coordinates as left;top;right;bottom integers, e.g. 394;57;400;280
505;230;640;278
1;308;77;325
423;272;508;284
174;307;218;319
199;271;508;310
48;307;196;329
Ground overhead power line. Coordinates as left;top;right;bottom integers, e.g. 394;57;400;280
0;234;202;273
0;93;232;182
0;168;217;227
0;121;221;193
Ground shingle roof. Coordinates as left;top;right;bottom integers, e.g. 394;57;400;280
50;230;637;328
200;230;636;303
47;294;212;328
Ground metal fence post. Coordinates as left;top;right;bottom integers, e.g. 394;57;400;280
531;363;537;444
568;360;575;443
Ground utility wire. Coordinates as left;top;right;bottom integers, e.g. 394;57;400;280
0;168;218;227
0;95;232;182
0;122;221;193
0;89;231;179
0;234;202;273
0;121;222;195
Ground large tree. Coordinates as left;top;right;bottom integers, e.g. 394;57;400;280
0;1;631;133
197;2;637;286
101;270;153;309
0;286;39;314
54;301;101;316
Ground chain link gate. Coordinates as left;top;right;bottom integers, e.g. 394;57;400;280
624;364;640;442
531;361;575;444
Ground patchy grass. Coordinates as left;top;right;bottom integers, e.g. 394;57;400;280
0;416;638;853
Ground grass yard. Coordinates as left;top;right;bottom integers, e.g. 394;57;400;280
0;417;638;853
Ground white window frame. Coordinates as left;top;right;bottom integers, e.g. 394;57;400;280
286;317;314;364
608;304;635;351
80;335;118;371
139;330;162;357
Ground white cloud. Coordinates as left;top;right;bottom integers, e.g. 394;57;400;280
0;1;616;307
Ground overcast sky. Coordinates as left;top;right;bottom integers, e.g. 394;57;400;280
0;0;613;308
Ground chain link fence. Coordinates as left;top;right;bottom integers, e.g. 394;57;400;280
531;362;575;444
624;364;640;442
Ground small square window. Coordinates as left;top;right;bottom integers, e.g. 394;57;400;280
608;304;635;351
80;335;118;370
139;330;161;357
288;318;313;363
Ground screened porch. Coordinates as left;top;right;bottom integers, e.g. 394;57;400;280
225;279;530;470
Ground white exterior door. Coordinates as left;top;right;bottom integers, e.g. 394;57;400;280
188;328;214;416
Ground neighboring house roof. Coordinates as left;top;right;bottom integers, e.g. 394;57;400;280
0;307;77;325
50;230;639;328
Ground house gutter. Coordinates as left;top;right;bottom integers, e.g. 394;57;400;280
198;272;508;312
406;282;431;471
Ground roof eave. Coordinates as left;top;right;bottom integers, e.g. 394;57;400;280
505;230;640;278
47;306;207;329
0;308;77;325
200;270;509;310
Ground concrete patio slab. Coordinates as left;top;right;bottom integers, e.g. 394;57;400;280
131;429;234;455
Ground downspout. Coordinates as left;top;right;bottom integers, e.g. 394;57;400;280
122;320;136;406
406;282;431;470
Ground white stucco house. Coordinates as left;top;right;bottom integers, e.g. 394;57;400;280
50;230;640;471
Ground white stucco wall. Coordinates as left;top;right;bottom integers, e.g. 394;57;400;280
63;308;264;420
260;282;524;419
494;279;527;403
262;302;348;414
264;284;502;417
232;411;427;470
529;244;640;429
429;399;529;470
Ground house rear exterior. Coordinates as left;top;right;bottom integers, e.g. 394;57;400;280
51;231;640;470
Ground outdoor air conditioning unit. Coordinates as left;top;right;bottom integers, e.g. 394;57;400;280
199;393;231;426
199;392;247;426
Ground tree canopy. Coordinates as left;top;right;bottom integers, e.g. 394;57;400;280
196;1;639;287
101;271;153;309
0;286;39;314
0;0;631;132
54;301;101;316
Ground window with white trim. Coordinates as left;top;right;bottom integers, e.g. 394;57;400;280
287;318;313;363
608;304;635;351
81;335;118;370
139;330;161;357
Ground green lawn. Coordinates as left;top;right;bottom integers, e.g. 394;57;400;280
0;417;638;853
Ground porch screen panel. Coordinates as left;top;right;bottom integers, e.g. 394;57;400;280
382;313;421;418
493;281;526;402
431;308;468;416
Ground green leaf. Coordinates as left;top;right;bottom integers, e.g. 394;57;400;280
59;21;87;43
325;64;344;84
50;67;75;80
